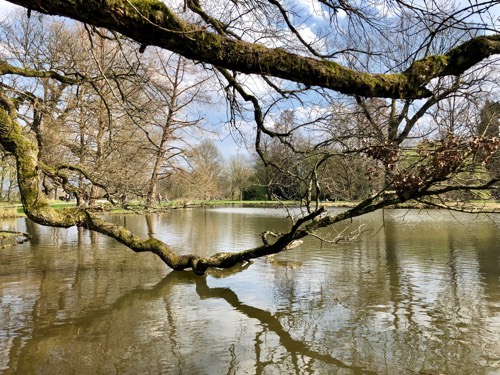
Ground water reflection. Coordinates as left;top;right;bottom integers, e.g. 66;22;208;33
0;208;499;374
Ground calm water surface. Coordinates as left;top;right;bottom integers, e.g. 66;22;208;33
0;207;499;374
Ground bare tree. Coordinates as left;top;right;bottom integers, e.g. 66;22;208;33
226;155;253;200
0;13;154;204
187;139;224;200
134;51;212;206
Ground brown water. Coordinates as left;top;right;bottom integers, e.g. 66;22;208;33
0;207;499;374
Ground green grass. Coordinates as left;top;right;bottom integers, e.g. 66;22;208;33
3;198;500;221
0;205;23;218
46;201;77;210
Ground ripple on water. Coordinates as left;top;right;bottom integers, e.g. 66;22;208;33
1;211;500;374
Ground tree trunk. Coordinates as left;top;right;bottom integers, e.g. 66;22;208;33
146;155;161;206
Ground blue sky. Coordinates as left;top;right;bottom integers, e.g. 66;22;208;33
0;0;249;158
2;0;500;159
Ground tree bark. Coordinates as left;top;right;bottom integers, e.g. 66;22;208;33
6;1;500;99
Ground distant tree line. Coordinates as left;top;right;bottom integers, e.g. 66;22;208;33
4;95;499;204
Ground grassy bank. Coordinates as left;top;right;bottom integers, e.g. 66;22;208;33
0;203;24;218
2;199;500;218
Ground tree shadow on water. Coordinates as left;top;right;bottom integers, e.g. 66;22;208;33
98;267;374;373
191;266;375;374
7;263;375;374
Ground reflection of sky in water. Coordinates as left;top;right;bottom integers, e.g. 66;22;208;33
206;206;290;216
0;208;499;374
385;208;495;224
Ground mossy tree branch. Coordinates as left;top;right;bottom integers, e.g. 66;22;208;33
0;88;369;275
6;0;500;99
0;60;83;84
0;86;425;275
0;92;344;274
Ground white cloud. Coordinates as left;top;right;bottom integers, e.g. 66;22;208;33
0;0;21;19
294;0;339;20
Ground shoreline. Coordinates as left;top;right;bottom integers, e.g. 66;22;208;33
2;199;500;218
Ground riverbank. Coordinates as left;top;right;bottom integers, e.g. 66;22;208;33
80;198;500;212
2;198;500;218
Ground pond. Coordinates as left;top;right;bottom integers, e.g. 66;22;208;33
0;207;499;374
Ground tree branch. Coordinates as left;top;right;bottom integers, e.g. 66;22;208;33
0;60;83;84
7;1;500;98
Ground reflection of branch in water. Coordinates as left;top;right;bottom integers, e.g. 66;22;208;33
265;257;302;269
308;223;370;244
14;270;374;373
7;271;197;373
206;261;253;278
193;276;377;375
18;266;252;343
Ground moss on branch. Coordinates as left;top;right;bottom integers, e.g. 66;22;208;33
2;89;305;275
7;0;500;99
0;60;81;84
